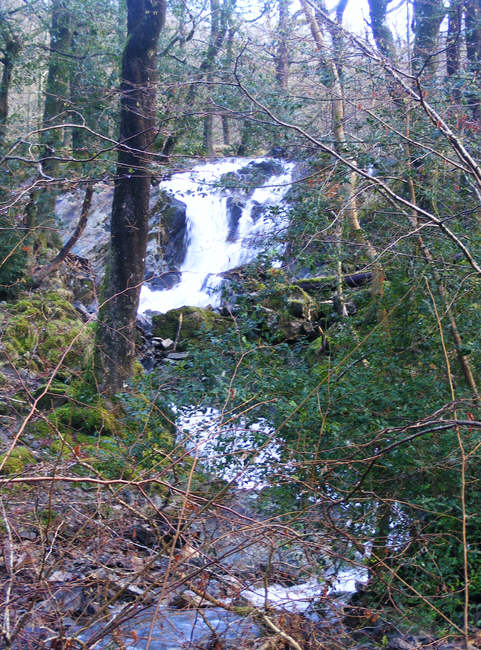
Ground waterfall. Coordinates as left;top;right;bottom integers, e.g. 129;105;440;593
138;157;295;314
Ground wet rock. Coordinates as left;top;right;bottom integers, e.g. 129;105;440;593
220;159;285;200
251;200;264;223
19;528;38;540
77;606;260;649
167;352;189;360
226;198;244;242
147;270;182;290
147;191;188;277
56;185;113;283
152;337;173;350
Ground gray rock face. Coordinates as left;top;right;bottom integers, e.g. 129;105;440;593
146;191;188;284
56;184;188;295
56;185;113;282
226;197;244;242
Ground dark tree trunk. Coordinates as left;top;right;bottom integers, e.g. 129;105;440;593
446;0;462;77
367;0;396;59
412;0;446;74
275;0;289;90
36;0;73;249
465;0;481;120
0;27;20;150
70;30;86;153
95;0;166;395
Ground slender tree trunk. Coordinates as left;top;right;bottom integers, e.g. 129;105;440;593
446;0;462;78
33;184;93;283
164;0;233;159
0;29;20;151
36;0;73;249
95;0;166;395
412;0;446;74
465;0;481;120
275;0;289;90
301;1;381;277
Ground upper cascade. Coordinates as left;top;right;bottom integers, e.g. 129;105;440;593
138;157;295;314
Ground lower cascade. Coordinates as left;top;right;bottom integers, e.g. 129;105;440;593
55;156;368;649
138;157;295;314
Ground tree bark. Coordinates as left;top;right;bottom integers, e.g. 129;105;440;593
446;0;462;78
367;0;396;60
412;0;446;74
275;0;289;90
465;0;481;120
95;0;166;395
36;0;73;249
0;21;20;151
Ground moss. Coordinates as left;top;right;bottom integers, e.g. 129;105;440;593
48;403;118;437
152;306;229;349
49;432;74;456
32;381;70;410
0;446;35;475
0;290;92;372
132;359;145;379
0;372;6;387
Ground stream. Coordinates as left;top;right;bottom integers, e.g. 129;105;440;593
59;157;367;648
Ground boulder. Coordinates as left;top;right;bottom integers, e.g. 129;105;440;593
152;307;230;350
220;159;285;200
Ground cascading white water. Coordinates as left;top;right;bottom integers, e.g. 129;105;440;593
138;157;295;314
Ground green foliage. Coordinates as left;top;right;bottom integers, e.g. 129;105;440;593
151;169;481;630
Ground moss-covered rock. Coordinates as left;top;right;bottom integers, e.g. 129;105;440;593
48;403;118;437
0;290;92;372
152;306;230;350
0;446;35;475
33;381;71;410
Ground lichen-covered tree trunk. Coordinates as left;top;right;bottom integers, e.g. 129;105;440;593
275;0;289;90
164;0;233;159
95;0;166;395
367;0;396;59
36;0;73;250
412;0;446;73
446;0;462;78
0;23;20;151
465;0;481;120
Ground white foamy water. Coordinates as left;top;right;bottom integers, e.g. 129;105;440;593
176;406;281;489
139;157;295;314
